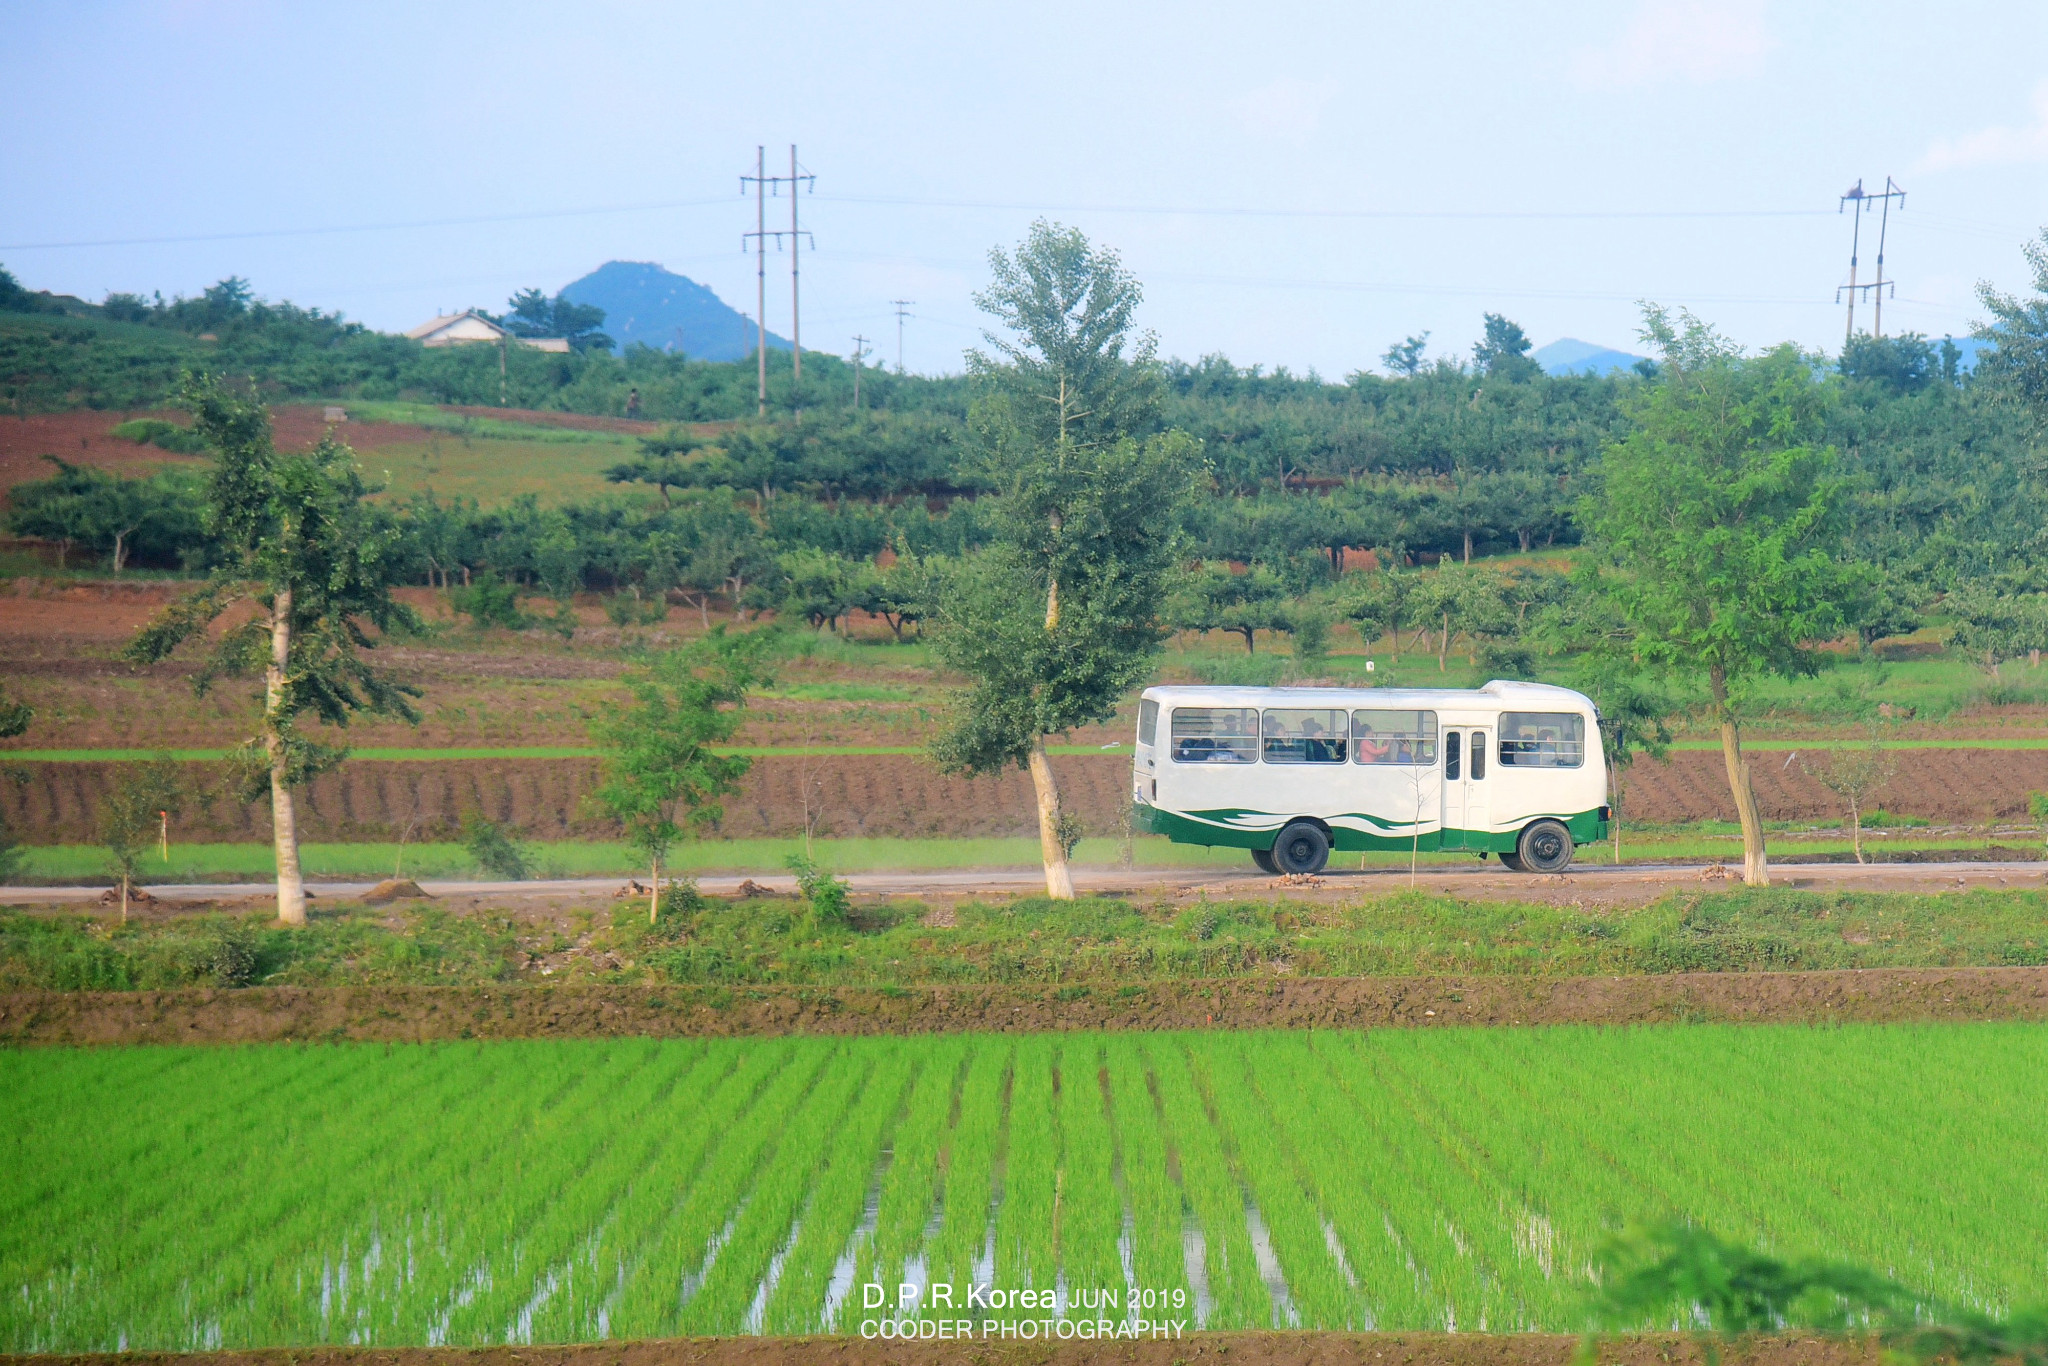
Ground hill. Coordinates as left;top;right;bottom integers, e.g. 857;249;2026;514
557;261;790;360
1534;337;1647;376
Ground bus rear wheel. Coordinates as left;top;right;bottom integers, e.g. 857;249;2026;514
1251;847;1279;874
1271;822;1330;876
1516;820;1574;873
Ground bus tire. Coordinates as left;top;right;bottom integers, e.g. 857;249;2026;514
1498;851;1525;872
1252;847;1279;874
1271;822;1330;876
1517;820;1574;873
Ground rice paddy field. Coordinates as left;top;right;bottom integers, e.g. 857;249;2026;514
6;1023;2047;1354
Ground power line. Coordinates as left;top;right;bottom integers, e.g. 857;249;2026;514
2;197;1859;255
889;299;915;373
0;197;736;252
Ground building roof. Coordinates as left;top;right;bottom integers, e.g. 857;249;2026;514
405;310;571;351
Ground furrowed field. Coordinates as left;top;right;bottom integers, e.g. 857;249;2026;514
6;1024;2048;1353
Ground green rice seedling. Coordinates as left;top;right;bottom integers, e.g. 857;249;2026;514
994;1036;1060;1294
1142;1038;1268;1328
1101;1040;1190;1303
848;1037;967;1308
918;1039;1010;1311
12;1026;2048;1350
763;1046;922;1334
609;1041;831;1338
678;1045;881;1334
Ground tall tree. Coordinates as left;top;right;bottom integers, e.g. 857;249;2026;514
930;221;1204;898
1473;313;1540;381
124;377;420;924
1975;227;2048;419
1579;307;1861;885
587;629;768;923
1381;331;1430;377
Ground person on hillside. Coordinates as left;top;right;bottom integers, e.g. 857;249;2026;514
625;388;641;419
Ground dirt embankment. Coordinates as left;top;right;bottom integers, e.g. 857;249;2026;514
6;967;2046;1045
9;747;2048;846
0;1332;1893;1366
0;754;1140;844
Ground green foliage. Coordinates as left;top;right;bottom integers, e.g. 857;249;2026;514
501;287;612;353
783;851;851;926
586;629;771;877
1581;1221;2048;1366
448;573;527;629
1580;308;1863;707
110;416;209;453
1974;227;2048;421
1472;312;1540;381
123;376;423;786
3;457;208;572
460;812;530;881
95;758;184;893
932;224;1206;780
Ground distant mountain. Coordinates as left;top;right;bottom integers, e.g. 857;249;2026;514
557;261;789;361
1533;338;1647;377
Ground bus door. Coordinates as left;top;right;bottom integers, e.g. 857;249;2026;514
1440;725;1491;849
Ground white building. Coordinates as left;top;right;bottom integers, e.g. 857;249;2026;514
406;311;570;352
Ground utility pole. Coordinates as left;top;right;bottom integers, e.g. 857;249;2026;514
1870;175;1905;338
850;334;870;409
742;146;767;416
890;299;915;374
1836;177;1905;344
740;145;815;416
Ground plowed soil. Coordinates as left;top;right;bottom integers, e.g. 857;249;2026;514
0;407;463;497
0;754;1138;843
0;1334;1883;1366
8;748;2048;845
6;966;2047;1045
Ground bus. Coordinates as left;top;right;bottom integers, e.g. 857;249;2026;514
1131;680;1608;875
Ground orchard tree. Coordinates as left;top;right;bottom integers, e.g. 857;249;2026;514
929;222;1204;898
1975;227;2048;419
587;629;769;923
1579;307;1863;886
125;376;420;925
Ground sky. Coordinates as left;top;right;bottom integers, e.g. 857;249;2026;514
2;0;2045;377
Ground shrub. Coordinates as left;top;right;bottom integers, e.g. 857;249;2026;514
460;813;529;880
784;852;850;926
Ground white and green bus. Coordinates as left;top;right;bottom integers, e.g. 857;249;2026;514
1131;680;1609;875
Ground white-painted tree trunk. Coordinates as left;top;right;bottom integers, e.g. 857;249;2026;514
1028;738;1075;900
266;592;307;925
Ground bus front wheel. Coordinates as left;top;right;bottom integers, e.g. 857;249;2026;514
1271;822;1331;876
1252;847;1279;874
1516;820;1575;873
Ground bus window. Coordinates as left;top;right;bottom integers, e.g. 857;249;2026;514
1445;730;1461;780
1351;709;1438;766
1471;732;1486;779
1499;712;1585;768
1170;706;1258;764
1138;699;1159;747
1262;708;1347;763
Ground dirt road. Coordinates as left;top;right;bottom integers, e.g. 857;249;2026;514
6;857;2045;910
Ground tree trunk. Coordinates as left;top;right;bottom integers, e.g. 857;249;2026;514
266;592;308;925
1437;611;1450;672
650;852;661;925
1027;737;1075;900
112;530;129;574
1239;627;1255;654
120;873;129;925
1462;530;1473;564
1850;802;1864;865
1710;666;1769;886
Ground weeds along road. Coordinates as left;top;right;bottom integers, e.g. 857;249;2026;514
4;858;2045;908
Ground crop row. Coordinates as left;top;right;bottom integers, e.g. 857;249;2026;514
5;1024;2048;1351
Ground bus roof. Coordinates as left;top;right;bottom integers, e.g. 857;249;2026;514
1140;679;1595;710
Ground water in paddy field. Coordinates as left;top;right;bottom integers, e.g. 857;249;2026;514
9;1026;2048;1351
